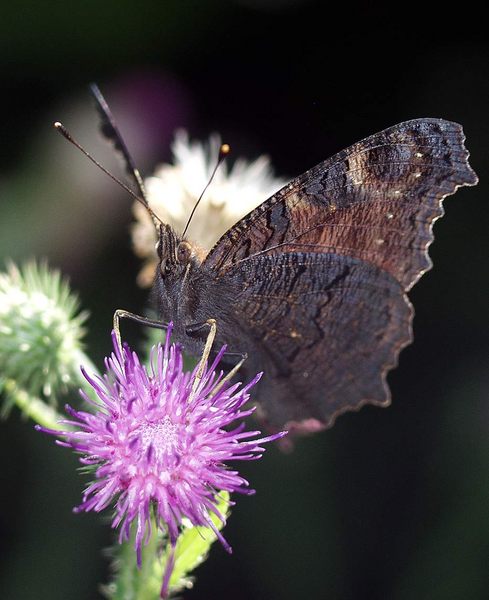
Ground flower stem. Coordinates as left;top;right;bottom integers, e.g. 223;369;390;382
72;349;101;397
4;379;64;431
3;349;100;430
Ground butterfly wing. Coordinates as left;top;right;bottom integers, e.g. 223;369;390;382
203;119;477;433
225;252;412;433
205;119;477;290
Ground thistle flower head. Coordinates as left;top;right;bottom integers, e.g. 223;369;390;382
132;129;285;286
0;261;87;406
38;327;285;597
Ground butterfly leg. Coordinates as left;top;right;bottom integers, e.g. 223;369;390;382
113;309;168;354
186;322;248;399
188;318;217;400
209;351;248;398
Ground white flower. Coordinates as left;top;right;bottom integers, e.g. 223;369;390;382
132;130;285;286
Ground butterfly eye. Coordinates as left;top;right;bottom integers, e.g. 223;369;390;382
160;260;172;277
177;241;192;265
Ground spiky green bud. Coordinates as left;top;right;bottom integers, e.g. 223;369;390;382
0;261;88;410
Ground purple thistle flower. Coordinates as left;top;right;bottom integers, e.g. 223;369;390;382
37;325;286;598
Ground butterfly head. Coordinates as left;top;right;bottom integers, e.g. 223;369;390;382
154;223;206;328
156;224;201;278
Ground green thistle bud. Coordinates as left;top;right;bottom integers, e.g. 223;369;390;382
0;261;88;409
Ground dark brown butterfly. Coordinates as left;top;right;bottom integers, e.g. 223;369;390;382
76;87;479;437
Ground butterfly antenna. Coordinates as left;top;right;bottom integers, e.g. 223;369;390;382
53;121;163;226
181;142;230;238
89;83;148;202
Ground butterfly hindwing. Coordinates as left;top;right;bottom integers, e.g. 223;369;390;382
224;252;412;432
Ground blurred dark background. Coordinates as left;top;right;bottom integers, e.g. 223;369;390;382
1;1;488;599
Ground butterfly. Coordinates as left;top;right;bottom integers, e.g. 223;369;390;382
75;86;478;437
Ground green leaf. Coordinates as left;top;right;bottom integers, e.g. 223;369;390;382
104;492;231;600
166;491;231;594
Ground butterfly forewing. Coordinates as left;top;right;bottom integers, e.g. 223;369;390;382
205;119;477;290
203;119;477;433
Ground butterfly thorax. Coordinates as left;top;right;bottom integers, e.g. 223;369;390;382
153;224;241;356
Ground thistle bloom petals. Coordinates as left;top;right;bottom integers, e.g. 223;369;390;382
38;325;286;597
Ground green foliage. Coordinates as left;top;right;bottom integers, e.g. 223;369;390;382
104;492;231;600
